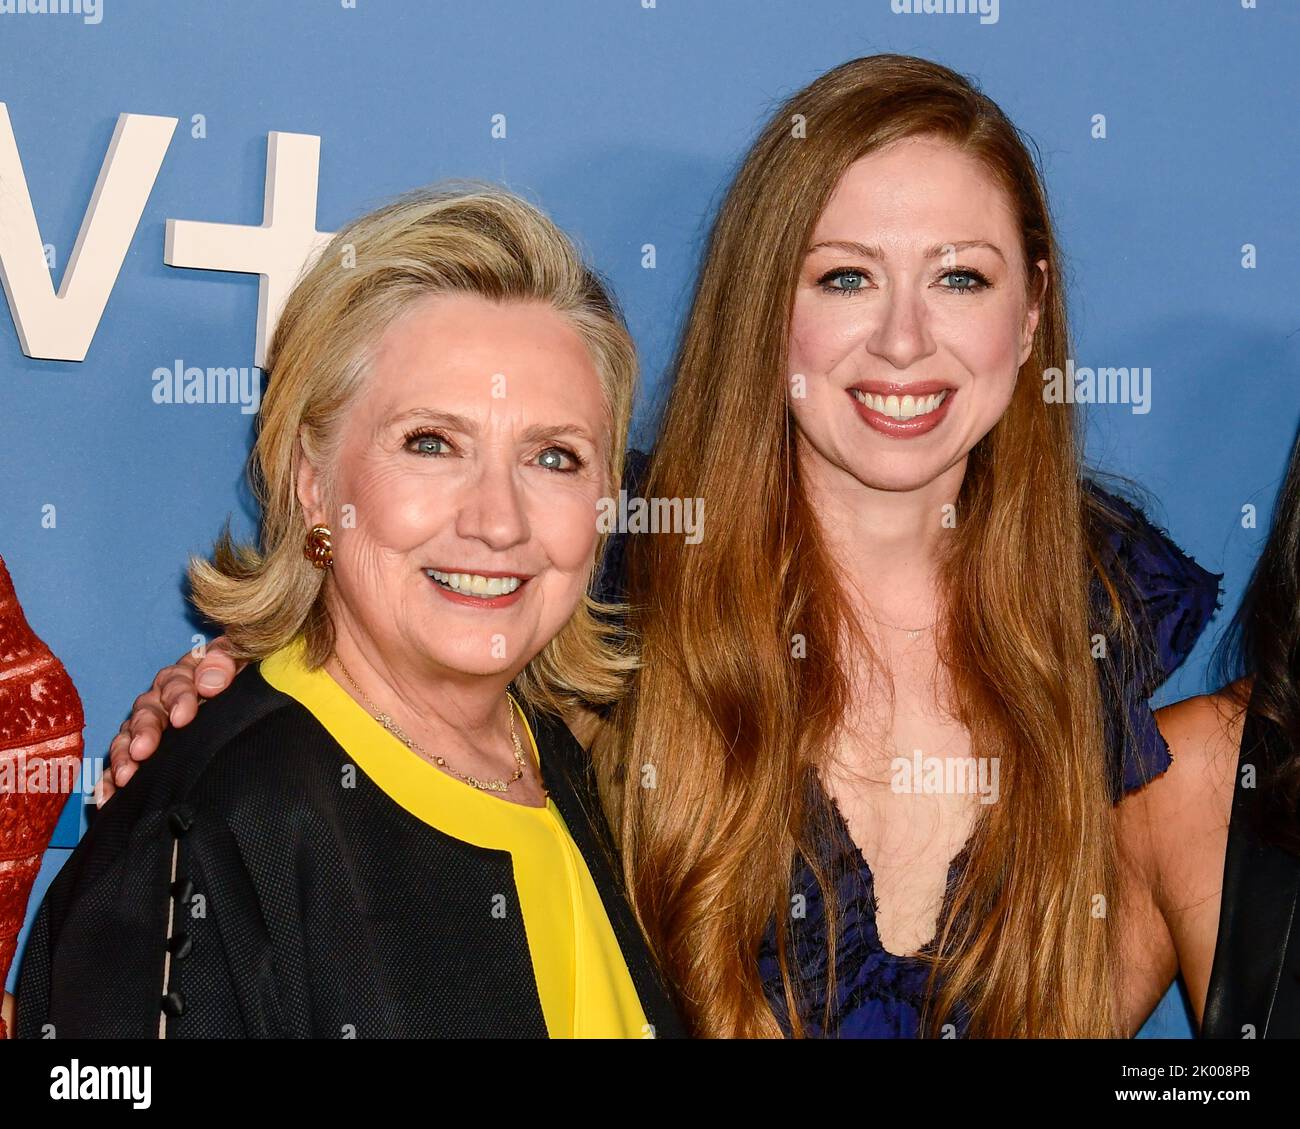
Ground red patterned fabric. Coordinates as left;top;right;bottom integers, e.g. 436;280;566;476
0;554;84;1038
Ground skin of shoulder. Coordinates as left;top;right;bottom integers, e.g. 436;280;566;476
1117;681;1247;1034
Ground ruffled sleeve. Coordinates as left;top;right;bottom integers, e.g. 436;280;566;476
1085;483;1224;802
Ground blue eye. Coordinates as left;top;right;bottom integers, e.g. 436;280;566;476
405;430;450;456
819;268;868;295
941;269;990;294
537;446;584;473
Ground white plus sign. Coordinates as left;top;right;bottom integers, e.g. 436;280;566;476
165;131;335;368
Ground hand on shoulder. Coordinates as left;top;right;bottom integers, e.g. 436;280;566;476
99;635;245;806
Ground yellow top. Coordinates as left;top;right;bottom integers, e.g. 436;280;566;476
259;637;649;1039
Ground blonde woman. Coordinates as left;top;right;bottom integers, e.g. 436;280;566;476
16;185;684;1038
102;57;1218;1038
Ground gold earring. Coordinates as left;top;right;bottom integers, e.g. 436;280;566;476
303;525;334;570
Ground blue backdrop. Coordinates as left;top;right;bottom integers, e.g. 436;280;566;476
3;0;1298;1039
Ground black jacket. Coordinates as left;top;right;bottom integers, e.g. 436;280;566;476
17;663;686;1038
1202;697;1300;1039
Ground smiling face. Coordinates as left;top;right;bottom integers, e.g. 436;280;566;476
297;292;610;684
788;134;1047;494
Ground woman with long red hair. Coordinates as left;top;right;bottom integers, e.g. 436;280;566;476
595;56;1216;1038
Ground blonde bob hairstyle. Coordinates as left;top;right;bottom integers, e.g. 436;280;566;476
189;181;639;717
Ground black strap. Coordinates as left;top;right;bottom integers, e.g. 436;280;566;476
1202;698;1300;1038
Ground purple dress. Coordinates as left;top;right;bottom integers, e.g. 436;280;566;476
753;485;1223;1038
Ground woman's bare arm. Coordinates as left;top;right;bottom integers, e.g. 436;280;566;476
1115;751;1180;1034
1116;687;1244;1034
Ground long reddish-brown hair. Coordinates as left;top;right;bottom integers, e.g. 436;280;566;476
596;54;1134;1037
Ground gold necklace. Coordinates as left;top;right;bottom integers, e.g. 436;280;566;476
331;654;528;793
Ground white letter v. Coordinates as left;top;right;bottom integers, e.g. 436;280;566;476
0;105;177;361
